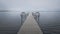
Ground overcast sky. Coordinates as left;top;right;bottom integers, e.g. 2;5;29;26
0;0;60;11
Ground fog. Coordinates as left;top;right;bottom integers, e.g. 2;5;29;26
0;0;60;11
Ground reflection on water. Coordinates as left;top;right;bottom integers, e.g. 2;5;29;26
0;11;29;34
32;12;40;23
32;11;60;34
20;12;29;25
0;10;60;34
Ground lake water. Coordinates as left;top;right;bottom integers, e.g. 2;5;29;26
0;11;60;34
